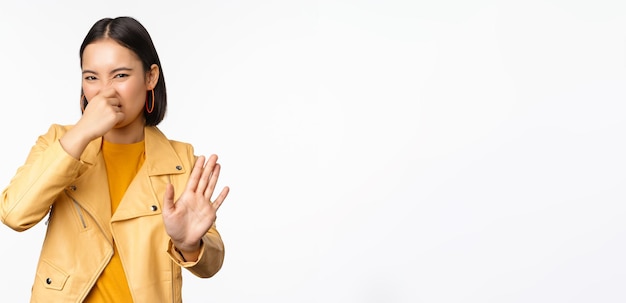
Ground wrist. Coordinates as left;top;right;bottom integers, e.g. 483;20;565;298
60;128;93;160
174;240;202;263
173;240;201;254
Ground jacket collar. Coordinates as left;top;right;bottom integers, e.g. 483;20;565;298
80;126;187;176
143;126;187;176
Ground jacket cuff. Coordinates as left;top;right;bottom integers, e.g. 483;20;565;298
166;239;205;267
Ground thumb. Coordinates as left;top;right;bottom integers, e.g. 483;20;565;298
115;111;126;123
163;183;175;213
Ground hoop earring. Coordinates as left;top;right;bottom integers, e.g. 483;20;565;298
80;94;87;112
145;89;155;114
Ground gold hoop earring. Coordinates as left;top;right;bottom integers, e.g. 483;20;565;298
145;89;155;114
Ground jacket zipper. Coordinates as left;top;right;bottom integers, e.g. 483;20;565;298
171;261;176;302
65;190;87;228
64;189;115;302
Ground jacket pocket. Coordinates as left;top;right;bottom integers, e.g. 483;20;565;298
36;259;69;291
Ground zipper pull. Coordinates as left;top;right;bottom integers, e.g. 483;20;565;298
45;205;53;225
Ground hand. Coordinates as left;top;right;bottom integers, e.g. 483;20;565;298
162;155;230;259
76;87;125;141
60;88;125;159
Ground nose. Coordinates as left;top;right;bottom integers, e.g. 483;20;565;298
92;79;116;96
104;78;115;90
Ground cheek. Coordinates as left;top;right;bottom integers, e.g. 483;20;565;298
117;81;147;102
82;83;98;99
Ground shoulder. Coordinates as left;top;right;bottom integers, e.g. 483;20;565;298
169;139;196;158
160;132;198;172
147;126;196;159
44;124;72;134
36;124;74;143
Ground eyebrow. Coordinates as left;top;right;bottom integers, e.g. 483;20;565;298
82;67;134;75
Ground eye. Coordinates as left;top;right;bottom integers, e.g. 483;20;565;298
113;73;129;79
84;75;97;81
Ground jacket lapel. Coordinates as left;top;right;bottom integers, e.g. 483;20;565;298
111;126;187;222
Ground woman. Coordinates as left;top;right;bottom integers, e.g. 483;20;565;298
0;16;229;302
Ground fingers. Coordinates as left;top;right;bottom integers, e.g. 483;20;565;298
212;186;230;210
185;154;228;207
76;88;125;139
86;88;118;107
162;183;176;212
83;89;121;118
204;163;220;200
85;88;121;109
197;154;218;195
184;156;206;193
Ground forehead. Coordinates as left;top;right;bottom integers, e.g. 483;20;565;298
81;38;142;70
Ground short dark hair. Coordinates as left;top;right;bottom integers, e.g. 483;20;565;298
79;16;167;126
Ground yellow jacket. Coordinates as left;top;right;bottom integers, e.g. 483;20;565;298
1;124;225;302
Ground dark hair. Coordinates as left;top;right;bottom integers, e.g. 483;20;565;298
79;16;167;126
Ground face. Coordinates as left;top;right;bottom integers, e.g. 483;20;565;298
81;38;158;129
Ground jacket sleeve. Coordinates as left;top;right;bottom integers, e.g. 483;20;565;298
167;225;225;278
0;124;85;231
166;146;226;278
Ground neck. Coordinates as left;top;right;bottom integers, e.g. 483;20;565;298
103;119;146;144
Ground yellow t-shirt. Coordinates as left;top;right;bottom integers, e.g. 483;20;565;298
84;140;145;302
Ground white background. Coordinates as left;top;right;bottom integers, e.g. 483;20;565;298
1;1;625;302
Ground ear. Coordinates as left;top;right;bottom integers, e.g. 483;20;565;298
146;64;160;90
